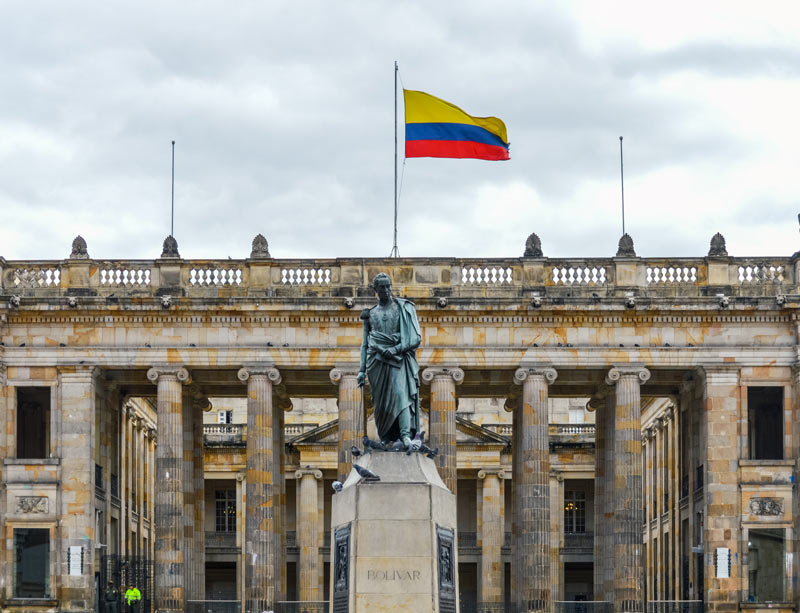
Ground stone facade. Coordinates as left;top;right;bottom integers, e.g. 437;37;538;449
1;244;799;612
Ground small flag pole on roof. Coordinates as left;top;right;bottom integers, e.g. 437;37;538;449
390;61;400;258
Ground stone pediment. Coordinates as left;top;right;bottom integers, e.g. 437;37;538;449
455;416;510;448
288;415;509;449
288;419;339;445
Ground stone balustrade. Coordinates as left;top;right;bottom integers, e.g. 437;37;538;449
1;254;795;300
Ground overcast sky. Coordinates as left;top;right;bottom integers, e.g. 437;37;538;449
2;1;799;261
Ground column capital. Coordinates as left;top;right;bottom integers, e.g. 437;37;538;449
295;467;323;480
421;366;464;385
513;366;557;385
146;365;190;384
605;365;650;386
329;364;361;385
237;365;281;385
478;468;505;480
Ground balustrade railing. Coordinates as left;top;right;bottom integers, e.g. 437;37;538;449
460;602;510;613
2;255;793;299
554;424;595;436
458;531;478;548
205;531;237;548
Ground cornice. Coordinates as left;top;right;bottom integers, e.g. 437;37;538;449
2;309;794;327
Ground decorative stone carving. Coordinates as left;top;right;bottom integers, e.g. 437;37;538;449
708;232;728;257
146;366;190;384
68;296;78;308
513;366;558;386
160;295;173;309
616;233;636;257
70;235;89;259
9;295;20;308
606;365;651;386
250;233;271;258
749;497;783;516
523;232;543;257
237;366;282;386
16;496;48;514
421;366;465;385
160;235;180;258
437;525;456;612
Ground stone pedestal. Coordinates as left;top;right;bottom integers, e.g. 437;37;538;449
330;451;459;613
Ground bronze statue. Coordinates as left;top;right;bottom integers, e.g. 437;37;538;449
357;273;421;449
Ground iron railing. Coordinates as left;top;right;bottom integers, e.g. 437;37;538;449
186;601;241;613
99;554;154;613
459;531;478;548
460;602;510;613
681;474;689;499
554;602;612;613
205;531;237;548
563;532;594;549
277;602;329;613
695;465;704;490
647;601;703;613
110;473;119;498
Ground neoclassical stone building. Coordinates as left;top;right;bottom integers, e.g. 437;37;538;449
0;232;796;613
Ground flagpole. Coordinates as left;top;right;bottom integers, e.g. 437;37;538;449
390;61;400;258
619;136;625;236
170;140;176;237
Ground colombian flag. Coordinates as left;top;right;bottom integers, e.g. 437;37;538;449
404;90;510;161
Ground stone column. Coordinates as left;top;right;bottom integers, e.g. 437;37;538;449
478;469;504;603
147;365;190;613
330;365;363;481
192;400;206;600
120;403;129;553
421;366;464;495
238;366;282;612
58;367;98;610
181;390;195;601
551;472;564;601
0;364;8;602
275;397;288;601
591;394;607;602
511;366;557;613
296;467;323;602
606;366;650;613
136;417;147;556
700;367;741;612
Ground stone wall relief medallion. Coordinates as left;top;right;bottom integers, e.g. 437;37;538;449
437;525;456;613
16;496;48;514
332;523;350;613
749;497;783;516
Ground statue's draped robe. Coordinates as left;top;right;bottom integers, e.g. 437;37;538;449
365;297;421;442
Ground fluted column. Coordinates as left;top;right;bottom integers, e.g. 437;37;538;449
296;467;323;602
421;366;464;494
192;399;206;599
147;365;190;613
590;392;607;603
181;390;195;601
478;469;504;603
606;365;650;613
238;366;281;612
512;366;557;613
330;365;363;481
135;416;146;555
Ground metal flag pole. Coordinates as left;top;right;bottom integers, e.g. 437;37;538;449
170;140;176;237
390;61;400;258
619;136;625;236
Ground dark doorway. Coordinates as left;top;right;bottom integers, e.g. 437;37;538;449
14;528;49;598
206;561;237;600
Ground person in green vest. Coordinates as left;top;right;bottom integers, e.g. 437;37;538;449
104;581;120;613
124;584;141;612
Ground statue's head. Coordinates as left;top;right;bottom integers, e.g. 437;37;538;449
372;272;392;302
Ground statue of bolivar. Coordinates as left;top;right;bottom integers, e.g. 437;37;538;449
357;273;421;449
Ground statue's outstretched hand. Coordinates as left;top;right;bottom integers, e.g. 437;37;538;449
357;372;366;386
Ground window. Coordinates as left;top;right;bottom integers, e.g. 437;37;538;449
564;490;586;533
17;387;50;459
748;387;783;460
14;528;49;598
748;528;785;602
217;410;233;425
215;489;236;532
568;406;584;424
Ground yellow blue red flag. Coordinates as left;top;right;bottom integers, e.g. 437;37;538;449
404;89;510;161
